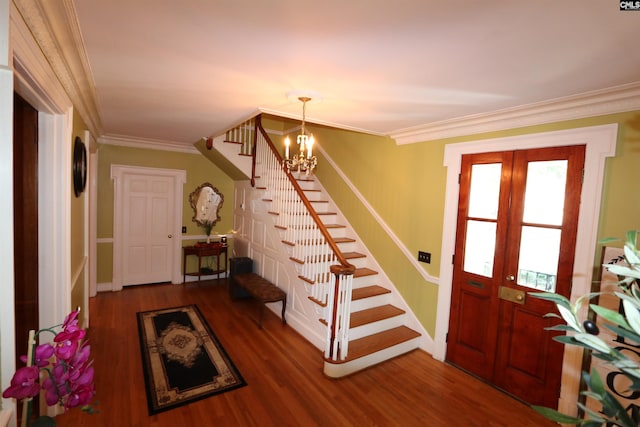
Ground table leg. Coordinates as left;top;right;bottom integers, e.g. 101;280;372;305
183;252;187;284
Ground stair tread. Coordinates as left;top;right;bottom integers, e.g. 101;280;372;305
352;285;390;301
354;267;377;278
350;304;405;328
342;326;421;362
343;251;366;260
324;224;346;229
334;237;356;244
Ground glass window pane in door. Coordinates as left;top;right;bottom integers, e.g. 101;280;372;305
463;220;497;277
468;163;502;219
522;160;567;225
517;226;561;292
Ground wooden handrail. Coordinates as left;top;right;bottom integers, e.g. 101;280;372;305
254;115;356;276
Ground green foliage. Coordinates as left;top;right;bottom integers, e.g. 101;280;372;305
531;231;640;427
201;220;214;236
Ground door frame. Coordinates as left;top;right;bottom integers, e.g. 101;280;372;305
111;165;186;291
434;124;618;413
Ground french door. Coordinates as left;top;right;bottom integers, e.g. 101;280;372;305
446;145;585;407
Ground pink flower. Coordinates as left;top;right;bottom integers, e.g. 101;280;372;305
2;366;40;400
61;310;80;330
19;343;55;368
64;382;95;409
2;309;97;416
53;328;85;361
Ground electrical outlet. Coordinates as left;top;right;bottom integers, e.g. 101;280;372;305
418;251;431;264
182;226;187;233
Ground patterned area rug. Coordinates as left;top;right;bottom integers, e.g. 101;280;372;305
137;304;246;415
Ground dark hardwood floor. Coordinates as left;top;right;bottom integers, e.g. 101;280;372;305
56;280;556;426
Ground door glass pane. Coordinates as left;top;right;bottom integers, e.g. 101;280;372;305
463;220;496;277
517;226;561;292
468;163;502;219
522;160;567;225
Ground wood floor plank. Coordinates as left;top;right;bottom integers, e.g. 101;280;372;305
55;280;556;427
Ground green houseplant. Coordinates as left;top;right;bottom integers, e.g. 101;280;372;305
531;230;640;426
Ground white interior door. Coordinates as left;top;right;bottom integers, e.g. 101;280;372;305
122;173;175;286
111;165;186;290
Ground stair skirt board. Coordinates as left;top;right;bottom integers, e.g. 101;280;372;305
323;337;421;378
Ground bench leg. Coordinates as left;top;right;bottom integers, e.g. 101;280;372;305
258;304;264;329
281;296;286;325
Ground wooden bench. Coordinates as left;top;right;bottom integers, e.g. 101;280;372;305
232;273;286;328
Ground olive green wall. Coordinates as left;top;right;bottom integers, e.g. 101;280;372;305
96;144;235;283
296;110;640;336
71;109;88;325
93;110;640;337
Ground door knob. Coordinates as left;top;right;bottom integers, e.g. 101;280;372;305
168;234;173;238
506;275;515;281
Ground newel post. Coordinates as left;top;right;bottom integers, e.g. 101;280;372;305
328;264;356;360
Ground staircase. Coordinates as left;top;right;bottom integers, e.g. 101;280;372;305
208;115;422;377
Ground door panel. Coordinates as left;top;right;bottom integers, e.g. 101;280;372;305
447;145;585;408
447;151;513;380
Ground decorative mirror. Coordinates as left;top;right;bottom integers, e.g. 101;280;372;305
189;183;223;226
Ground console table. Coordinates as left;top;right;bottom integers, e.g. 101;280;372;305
183;244;228;283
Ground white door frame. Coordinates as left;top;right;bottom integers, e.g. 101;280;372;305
434;123;618;414
111;165;186;291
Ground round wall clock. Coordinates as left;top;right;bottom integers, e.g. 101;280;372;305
73;136;87;197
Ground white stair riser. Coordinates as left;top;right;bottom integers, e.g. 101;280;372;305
344;257;367;269
350;293;391;312
348;314;406;340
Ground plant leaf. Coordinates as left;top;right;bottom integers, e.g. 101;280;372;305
530;405;582;423
602;323;640;345
622;299;640;335
590;304;631;329
558;304;582;331
605;264;640;280
624;243;640;266
530;292;571;309
554;335;594;350
575;333;612;354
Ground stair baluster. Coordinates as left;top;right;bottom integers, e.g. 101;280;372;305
249;116;355;361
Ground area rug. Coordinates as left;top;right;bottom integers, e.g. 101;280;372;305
137;304;246;415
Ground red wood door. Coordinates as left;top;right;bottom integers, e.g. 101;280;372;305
446;145;585;407
13;92;39;418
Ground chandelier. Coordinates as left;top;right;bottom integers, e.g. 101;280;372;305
283;96;317;175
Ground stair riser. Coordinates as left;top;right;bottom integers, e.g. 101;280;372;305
351;275;380;288
343;257;368;269
303;192;324;202
335;241;357;252
348;314;407;340
350;293;392;312
323;338;421;378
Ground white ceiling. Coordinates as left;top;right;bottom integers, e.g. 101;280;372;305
71;0;640;146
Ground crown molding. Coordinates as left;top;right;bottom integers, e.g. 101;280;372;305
99;134;200;154
391;82;640;145
13;0;103;138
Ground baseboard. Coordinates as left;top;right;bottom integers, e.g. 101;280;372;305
96;282;113;292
